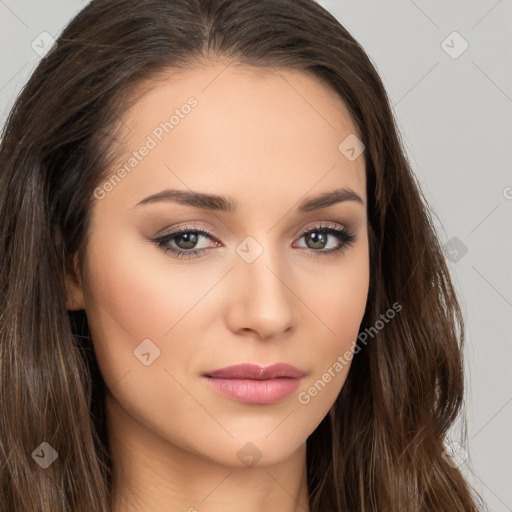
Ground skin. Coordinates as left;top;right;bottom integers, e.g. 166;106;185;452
66;60;370;512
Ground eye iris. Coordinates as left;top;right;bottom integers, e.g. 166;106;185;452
306;231;327;249
175;232;199;249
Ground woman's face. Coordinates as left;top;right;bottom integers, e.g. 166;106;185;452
68;61;369;468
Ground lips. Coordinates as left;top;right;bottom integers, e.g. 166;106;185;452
204;363;305;380
201;363;306;405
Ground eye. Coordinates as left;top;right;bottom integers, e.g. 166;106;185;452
152;222;356;259
152;223;221;260
292;222;356;258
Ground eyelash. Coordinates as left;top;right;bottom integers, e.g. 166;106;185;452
152;222;356;260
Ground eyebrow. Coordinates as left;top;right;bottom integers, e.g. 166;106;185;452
135;187;365;213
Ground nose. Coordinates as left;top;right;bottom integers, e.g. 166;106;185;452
225;243;296;340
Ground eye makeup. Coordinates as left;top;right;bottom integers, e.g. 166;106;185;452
151;221;356;260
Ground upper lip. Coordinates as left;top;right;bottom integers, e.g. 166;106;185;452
203;363;305;380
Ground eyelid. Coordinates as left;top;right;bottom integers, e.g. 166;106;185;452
155;220;349;244
298;220;346;235
156;222;220;241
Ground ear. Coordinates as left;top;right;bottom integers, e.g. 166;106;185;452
65;253;85;311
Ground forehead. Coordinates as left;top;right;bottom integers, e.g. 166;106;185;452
100;61;366;210
119;61;360;138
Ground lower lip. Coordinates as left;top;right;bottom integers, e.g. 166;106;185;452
201;376;302;405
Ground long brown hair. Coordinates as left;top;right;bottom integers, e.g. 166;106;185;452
0;0;486;510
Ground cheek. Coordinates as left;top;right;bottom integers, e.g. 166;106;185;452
80;230;206;389
83;230;215;337
296;246;369;411
331;264;369;342
307;243;370;346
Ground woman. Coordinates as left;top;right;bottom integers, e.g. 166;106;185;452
0;0;486;510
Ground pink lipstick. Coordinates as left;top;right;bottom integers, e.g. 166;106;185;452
201;363;305;405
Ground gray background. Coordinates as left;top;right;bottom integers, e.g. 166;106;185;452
1;0;511;509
